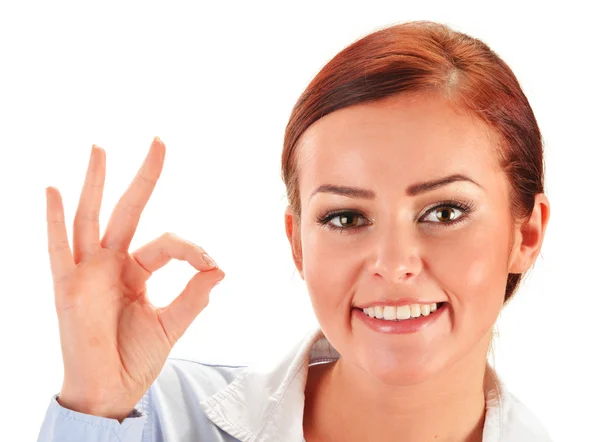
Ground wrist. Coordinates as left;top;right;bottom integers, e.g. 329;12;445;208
57;389;136;422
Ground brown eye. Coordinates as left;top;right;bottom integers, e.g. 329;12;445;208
318;210;369;232
422;204;466;224
331;212;362;228
435;207;458;222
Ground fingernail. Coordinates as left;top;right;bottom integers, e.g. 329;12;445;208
202;253;217;268
154;136;161;143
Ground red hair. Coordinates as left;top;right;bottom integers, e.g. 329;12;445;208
280;21;545;303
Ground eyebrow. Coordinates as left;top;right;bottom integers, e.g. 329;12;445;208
309;174;482;200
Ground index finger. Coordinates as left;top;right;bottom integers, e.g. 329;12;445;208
101;137;166;251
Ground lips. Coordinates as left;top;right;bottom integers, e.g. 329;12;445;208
353;302;447;334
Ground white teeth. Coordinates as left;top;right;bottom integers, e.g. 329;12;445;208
362;303;442;321
383;306;396;320
410;304;421;318
396;305;411;320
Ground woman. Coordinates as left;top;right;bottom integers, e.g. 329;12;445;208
37;20;552;441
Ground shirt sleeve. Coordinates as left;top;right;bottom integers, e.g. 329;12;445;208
36;393;148;442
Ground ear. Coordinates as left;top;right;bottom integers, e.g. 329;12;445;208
285;206;304;279
508;193;551;274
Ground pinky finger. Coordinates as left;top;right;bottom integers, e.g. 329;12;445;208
46;187;75;287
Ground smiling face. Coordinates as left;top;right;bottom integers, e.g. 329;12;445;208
287;92;524;385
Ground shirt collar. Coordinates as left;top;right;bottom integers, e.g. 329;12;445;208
198;326;506;442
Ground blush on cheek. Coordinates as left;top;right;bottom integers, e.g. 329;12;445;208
303;229;363;292
304;246;360;335
456;258;507;335
434;222;509;306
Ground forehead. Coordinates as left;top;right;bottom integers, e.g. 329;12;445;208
296;93;502;195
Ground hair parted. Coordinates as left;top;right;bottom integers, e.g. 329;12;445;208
281;20;545;303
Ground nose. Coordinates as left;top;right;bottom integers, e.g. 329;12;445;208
369;225;423;283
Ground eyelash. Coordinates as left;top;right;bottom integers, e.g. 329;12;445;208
315;199;475;234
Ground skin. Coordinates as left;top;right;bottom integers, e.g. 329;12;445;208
45;138;225;422
285;92;550;441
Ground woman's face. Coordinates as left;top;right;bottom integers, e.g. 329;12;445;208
289;92;522;385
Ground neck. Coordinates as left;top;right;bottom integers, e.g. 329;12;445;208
303;335;492;442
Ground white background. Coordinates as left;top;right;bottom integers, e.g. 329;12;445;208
1;1;598;441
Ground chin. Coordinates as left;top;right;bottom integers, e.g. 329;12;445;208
359;353;446;386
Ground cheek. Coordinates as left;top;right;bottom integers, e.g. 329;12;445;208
301;214;511;336
429;222;510;327
301;228;360;319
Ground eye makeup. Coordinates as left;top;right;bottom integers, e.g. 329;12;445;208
315;198;476;234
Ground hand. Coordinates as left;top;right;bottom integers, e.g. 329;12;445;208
45;137;225;421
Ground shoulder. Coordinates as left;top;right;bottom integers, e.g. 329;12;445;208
499;389;553;441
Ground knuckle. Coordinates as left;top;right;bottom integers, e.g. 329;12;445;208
89;181;104;190
119;202;143;218
198;296;209;310
53;272;73;289
74;210;100;223
162;232;192;248
136;172;155;186
48;218;65;226
157;233;203;260
49;240;71;254
162;232;177;241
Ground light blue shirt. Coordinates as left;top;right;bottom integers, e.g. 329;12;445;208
37;326;553;441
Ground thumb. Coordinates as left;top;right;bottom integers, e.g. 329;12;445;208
158;268;225;345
